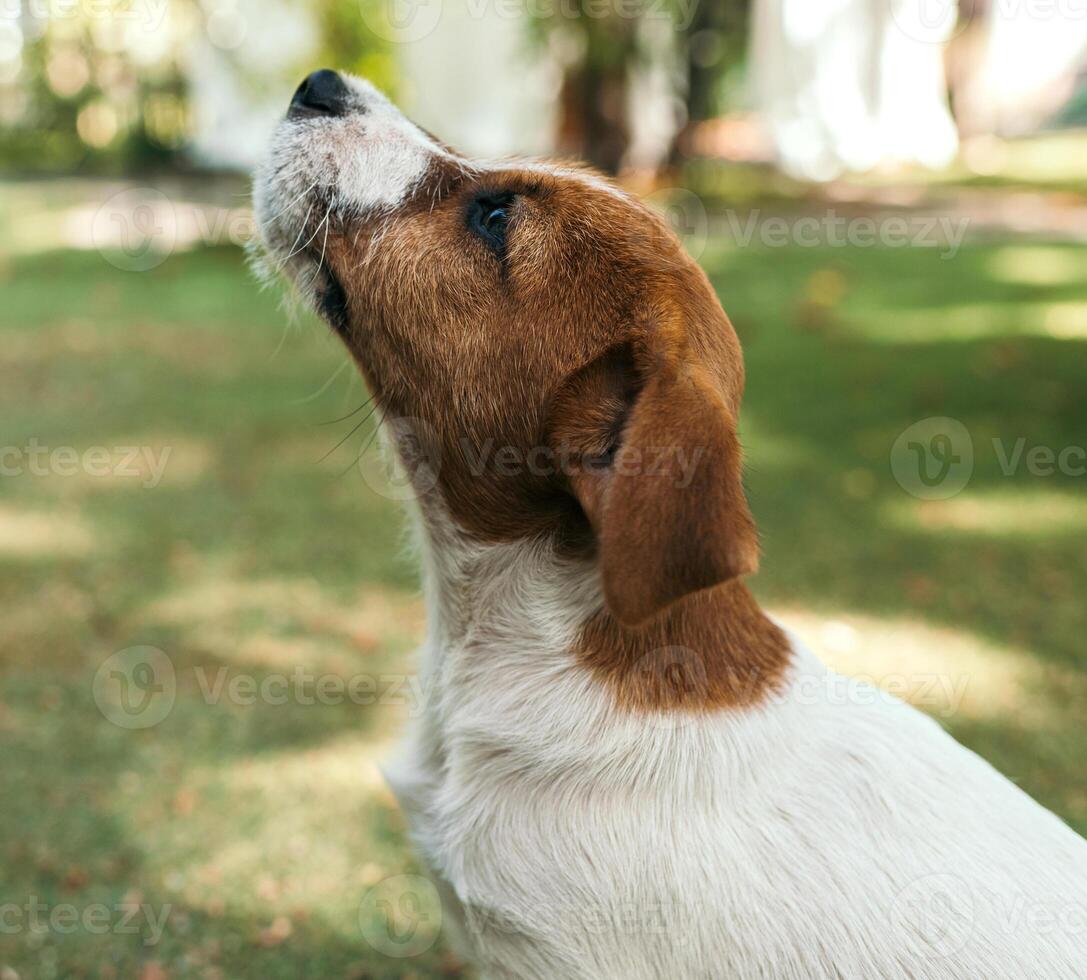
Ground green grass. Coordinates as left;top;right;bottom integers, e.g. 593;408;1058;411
684;130;1087;201
1;194;1086;978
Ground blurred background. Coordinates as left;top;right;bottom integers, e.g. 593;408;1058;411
1;0;1086;977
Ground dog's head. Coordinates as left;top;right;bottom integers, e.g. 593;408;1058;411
254;71;758;627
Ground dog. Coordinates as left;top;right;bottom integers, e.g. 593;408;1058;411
254;70;1087;979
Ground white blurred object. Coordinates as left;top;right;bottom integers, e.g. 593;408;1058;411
399;5;559;159
973;3;1087;135
751;0;958;180
626;17;681;171
186;0;319;170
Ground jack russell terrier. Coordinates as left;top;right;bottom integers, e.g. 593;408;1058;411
254;70;1087;979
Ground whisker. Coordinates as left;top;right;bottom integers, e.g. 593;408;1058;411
290;357;352;405
268;319;292;361
307;205;333;287
320;393;376;425
263;177;319;225
283;207;329;263
274;202;315;272
343;413;386;476
318;401;380;463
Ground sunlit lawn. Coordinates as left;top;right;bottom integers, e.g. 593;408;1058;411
1;184;1085;978
685;128;1087;201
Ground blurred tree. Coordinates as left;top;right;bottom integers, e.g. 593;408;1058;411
670;0;750;163
530;0;749;174
529;2;684;174
550;12;639;174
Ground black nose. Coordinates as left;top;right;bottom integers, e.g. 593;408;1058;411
289;69;349;119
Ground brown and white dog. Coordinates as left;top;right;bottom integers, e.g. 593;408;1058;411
254;71;1087;979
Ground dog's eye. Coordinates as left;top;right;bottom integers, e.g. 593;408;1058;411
468;193;514;252
482;206;507;235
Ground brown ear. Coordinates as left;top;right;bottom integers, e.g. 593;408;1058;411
553;345;759;627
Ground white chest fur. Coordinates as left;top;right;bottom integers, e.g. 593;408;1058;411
383;532;1087;980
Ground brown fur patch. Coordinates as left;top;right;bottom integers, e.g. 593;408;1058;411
577;582;791;712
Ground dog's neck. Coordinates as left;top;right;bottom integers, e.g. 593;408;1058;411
412;505;792;715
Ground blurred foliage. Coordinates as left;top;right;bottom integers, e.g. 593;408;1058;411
0;0;392;175
681;0;749;122
322;0;398;92
0;9;190;175
1054;85;1087;128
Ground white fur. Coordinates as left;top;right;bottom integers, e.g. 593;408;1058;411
256;73;445;216
386;521;1087;979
